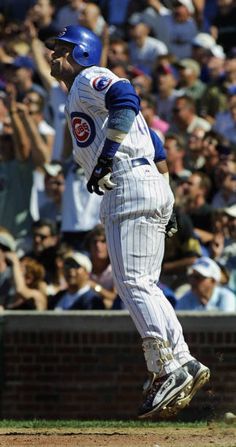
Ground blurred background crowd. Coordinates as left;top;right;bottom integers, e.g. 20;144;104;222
0;0;235;312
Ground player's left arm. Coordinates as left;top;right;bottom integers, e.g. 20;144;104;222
149;128;178;238
87;80;140;195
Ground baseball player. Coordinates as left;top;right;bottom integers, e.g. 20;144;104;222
47;25;210;419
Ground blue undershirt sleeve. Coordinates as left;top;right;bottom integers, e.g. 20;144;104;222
149;128;167;162
105;80;140;114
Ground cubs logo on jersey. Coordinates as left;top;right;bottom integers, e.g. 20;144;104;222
71;112;96;147
92;76;112;91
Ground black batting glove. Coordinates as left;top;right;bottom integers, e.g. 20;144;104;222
87;156;116;195
165;208;178;238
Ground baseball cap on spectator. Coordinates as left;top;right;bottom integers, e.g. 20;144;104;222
10;56;35;71
216;144;232;158
157;63;178;79
175;58;200;77
173;0;195;14
64;252;92;273
188;257;221;282
128;13;148;26
227;85;236;96
192;33;215;50
0;231;16;252
223;204;236;218
210;45;225;59
43;162;63;177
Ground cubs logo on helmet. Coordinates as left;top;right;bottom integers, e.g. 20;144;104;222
92;76;112;91
71;112;96;147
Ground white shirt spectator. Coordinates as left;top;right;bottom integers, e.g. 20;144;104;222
61;161;102;233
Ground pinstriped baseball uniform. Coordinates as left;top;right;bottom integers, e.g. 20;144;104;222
66;66;191;375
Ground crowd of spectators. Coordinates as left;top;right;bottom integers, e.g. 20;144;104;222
0;0;235;312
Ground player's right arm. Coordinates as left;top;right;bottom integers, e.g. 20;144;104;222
87;79;140;194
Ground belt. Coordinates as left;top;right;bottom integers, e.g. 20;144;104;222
131;158;150;168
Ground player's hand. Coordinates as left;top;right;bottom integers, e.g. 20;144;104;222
87;156;116;195
165;208;178;238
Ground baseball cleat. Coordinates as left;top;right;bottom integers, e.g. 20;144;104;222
158;359;211;418
138;367;193;419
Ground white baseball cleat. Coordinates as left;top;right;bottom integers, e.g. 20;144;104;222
138;367;193;419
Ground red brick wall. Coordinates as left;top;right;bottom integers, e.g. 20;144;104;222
0;311;235;420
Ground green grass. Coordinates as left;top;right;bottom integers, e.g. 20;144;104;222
0;419;209;429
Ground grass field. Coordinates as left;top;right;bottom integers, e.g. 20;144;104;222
0;419;235;447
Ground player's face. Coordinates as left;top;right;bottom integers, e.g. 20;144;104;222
50;42;80;83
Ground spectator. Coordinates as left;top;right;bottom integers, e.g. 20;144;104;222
6;254;47;310
213;92;236;148
210;0;236;54
200;51;235;123
79;2;107;38
42;242;69;296
176;256;236;311
48;252;105;310
211;171;236;209
208;226;234;292
130;0;198;59
25;19;67;160
127;0;171;44
3;55;47;102
168;94;211;148
164;133;192;186
26;218;60;284
107;37;130;69
153;61;180;122
191;32;216;83
175;58;206;112
186;126;206;170
180;172;214;244
25;0;60;42
157;0;199;59
60;147;102;252
160;208;202;293
55;0;85;28
86;224;121;310
210;205;236;294
21;89;55;162
131;73;153;96
100;0;136;39
200;130;224;196
140;93;169;141
0;90;48;241
0;227;17;310
128;21;168;75
38;161;65;226
8;87;55;227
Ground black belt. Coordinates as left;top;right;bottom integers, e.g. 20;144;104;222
131;158;150;168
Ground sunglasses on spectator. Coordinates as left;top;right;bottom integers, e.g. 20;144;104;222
33;233;50;240
190;272;206;280
0;243;9;252
63;260;81;269
173;107;185;113
47;179;64;186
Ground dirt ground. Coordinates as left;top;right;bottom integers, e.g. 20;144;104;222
0;424;236;447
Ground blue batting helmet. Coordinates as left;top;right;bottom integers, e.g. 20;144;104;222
46;25;102;67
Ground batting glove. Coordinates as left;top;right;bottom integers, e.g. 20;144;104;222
87;156;116;195
165;208;178;238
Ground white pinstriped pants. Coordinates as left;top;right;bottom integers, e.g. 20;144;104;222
100;158;191;372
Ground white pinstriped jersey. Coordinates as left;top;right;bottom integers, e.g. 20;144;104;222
64;65;193;377
64;66;157;179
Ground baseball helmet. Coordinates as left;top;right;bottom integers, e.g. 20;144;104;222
46;25;102;67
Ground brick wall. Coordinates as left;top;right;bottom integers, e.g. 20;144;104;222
0;311;235;420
